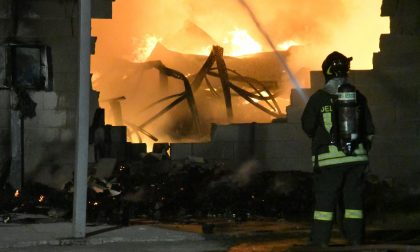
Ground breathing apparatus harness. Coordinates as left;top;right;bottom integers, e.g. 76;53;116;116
322;51;359;156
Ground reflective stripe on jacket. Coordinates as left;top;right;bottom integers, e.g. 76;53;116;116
301;89;374;168
312;144;368;167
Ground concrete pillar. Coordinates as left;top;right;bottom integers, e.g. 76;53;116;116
72;0;91;238
9;92;23;190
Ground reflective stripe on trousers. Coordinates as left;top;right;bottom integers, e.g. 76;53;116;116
344;209;363;219
314;211;334;221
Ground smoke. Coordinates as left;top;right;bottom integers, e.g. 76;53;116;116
238;0;306;102
231;159;261;187
91;0;388;144
93;0;387;70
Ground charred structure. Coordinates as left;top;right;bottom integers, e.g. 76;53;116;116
0;0;419;235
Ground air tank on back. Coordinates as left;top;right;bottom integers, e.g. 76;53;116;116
336;82;359;155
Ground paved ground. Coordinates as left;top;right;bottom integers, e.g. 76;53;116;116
1;241;228;252
0;214;311;252
0;221;230;252
2;214;420;252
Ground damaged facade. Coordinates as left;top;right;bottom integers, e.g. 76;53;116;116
0;0;113;189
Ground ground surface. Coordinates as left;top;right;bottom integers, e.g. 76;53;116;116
2;215;420;252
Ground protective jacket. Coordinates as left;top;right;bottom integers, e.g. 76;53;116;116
301;88;374;168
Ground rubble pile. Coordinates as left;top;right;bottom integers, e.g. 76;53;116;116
2;157;420;226
0;182;72;223
86;156;316;223
0;156;314;224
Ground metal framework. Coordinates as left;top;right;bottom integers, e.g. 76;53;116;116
134;45;284;141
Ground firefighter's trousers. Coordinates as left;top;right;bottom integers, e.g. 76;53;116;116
311;163;366;246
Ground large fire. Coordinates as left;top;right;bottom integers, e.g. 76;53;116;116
91;0;388;148
132;28;265;61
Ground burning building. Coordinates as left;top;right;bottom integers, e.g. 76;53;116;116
0;0;420;229
91;0;388;148
89;0;394;173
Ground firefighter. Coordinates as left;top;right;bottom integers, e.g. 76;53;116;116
301;51;375;246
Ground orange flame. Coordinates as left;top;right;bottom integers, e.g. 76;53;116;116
38;195;45;203
133;34;162;62
223;28;262;56
243;91;270;104
14;190;20;198
128;130;154;152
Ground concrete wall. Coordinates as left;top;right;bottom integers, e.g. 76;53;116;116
171;122;312;172
0;0;112;188
369;0;420;185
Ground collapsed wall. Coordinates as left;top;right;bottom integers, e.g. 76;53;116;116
367;0;420;185
172;0;420;188
171;122;312;172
